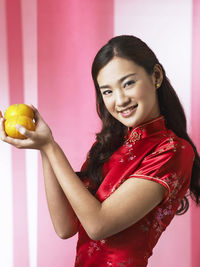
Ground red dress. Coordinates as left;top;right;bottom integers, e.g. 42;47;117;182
75;116;194;267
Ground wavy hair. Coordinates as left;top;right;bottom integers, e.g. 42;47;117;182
78;35;200;215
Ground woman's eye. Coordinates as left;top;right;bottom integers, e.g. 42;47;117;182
102;90;112;95
124;80;135;88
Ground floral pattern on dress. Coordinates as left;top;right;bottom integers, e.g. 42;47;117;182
103;177;127;200
88;241;101;257
126;131;142;145
150;137;178;155
106;257;134;266
116;257;134;266
119;141;137;164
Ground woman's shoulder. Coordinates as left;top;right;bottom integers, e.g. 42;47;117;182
153;129;195;159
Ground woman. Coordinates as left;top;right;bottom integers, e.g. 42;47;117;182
0;35;200;267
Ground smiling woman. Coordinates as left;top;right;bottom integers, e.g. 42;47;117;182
0;35;200;267
97;57;162;128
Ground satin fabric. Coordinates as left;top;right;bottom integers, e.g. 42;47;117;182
75;116;194;267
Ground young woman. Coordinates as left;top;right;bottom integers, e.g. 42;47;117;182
1;35;200;267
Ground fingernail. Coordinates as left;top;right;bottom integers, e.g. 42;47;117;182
16;125;25;134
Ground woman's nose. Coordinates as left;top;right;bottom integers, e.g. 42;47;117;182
115;90;130;107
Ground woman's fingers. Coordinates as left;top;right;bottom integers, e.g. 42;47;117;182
29;105;43;123
0;118;6;140
30;104;37;111
1;134;33;149
15;124;35;139
0;119;34;148
0;106;52;150
0;118;21;146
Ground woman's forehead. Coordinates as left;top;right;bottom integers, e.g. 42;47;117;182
97;57;142;86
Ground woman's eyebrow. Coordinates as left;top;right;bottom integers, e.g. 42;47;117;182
99;73;137;89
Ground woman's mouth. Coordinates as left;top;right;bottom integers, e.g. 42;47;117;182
119;104;138;118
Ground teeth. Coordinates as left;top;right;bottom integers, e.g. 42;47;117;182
122;108;132;114
121;105;137;114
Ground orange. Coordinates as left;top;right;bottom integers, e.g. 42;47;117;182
5;104;34;120
5;115;35;139
4;104;35;139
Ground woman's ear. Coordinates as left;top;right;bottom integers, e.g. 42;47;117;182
153;64;163;89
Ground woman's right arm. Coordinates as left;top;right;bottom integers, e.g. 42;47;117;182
41;151;79;239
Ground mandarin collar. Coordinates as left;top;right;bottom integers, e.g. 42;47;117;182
126;116;166;144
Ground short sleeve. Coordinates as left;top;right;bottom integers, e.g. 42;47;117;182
129;137;195;203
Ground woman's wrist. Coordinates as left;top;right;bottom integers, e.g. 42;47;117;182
41;137;57;155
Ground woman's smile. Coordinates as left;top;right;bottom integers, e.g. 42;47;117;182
118;104;138;118
97;57;160;128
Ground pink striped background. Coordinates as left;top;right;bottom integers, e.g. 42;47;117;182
6;1;29;266
37;1;113;266
0;0;199;266
191;0;200;266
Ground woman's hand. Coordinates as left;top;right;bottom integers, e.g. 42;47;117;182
0;105;54;151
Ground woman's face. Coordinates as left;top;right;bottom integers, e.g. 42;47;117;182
97;57;161;128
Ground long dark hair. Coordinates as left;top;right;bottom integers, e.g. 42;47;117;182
78;35;200;214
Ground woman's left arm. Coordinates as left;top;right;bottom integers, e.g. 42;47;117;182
42;140;165;240
0;108;165;241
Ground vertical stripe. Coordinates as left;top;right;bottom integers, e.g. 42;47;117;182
25;151;38;267
114;0;192;266
0;0;13;266
114;0;192;126
191;0;200;266
5;0;29;266
37;0;113;266
21;0;38;267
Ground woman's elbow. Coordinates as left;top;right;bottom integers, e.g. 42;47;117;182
87;225;107;241
55;222;79;239
57;228;78;239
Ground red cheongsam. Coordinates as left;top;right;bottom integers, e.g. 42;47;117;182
75;116;195;267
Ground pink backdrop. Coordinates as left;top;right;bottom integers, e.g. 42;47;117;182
6;0;29;266
191;0;200;266
0;0;199;266
37;1;113;266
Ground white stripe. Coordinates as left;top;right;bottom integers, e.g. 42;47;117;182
114;0;192;130
21;0;38;266
25;150;38;267
114;1;192;266
0;0;13;266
